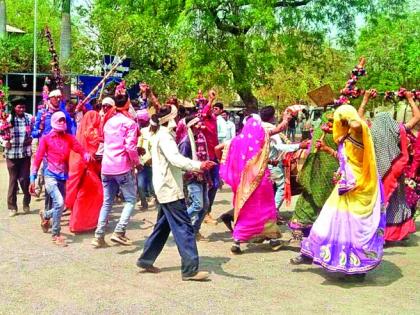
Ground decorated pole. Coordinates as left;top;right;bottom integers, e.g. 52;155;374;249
79;55;127;107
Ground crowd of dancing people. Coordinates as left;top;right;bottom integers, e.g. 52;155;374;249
1;66;420;282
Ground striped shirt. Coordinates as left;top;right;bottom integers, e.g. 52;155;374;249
3;114;33;159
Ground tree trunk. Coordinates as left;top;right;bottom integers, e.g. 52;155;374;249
60;0;71;99
237;88;258;110
0;0;6;39
225;43;259;110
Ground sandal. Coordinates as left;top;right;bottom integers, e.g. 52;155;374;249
290;254;312;265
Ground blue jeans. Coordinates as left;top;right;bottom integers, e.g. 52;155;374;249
137;199;199;277
95;171;137;237
207;161;220;213
274;181;285;210
137;165;154;205
187;182;209;234
44;176;66;236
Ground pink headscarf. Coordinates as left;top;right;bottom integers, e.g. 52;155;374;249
220;116;267;192
136;109;150;122
51;111;67;131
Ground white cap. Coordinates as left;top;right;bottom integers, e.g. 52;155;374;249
102;97;115;107
48;89;62;98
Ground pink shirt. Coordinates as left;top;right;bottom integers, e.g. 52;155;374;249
32;131;85;180
102;113;140;175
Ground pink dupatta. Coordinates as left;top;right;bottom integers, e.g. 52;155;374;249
220;117;270;224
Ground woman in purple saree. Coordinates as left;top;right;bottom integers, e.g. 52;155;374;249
220;115;283;253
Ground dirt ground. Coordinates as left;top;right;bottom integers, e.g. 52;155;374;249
0;158;419;315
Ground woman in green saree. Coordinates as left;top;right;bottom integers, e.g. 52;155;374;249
288;111;338;242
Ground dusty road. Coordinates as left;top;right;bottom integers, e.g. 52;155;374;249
0;158;419;314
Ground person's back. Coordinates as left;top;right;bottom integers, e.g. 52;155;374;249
152;125;196;203
102;112;139;175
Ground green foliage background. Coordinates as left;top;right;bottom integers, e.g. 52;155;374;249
0;0;418;109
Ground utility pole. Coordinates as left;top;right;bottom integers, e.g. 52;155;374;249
33;0;37;115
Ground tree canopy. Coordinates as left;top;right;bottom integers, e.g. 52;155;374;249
0;0;416;109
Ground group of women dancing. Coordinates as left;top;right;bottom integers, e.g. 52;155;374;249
219;90;419;281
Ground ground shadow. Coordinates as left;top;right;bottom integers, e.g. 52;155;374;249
61;206;154;245
212;199;231;206
291;259;403;288
384;233;419;248
157;256;254;280
117;239;146;255
206;231;233;243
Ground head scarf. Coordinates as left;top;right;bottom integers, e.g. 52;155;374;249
51;111;67;131
76;110;102;155
333;105;379;215
101;97;115;107
371;112;409;203
48;89;62;98
159;105;178;125
370;112;401;178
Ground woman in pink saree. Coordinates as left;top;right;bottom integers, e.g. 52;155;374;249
220;115;283;253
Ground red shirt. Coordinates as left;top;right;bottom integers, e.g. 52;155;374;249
200;104;218;160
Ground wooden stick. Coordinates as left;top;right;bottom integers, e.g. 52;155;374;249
80;55;127;105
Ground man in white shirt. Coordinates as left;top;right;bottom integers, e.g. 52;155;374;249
260;106;309;214
221;111;236;141
215;103;228;144
137;105;215;281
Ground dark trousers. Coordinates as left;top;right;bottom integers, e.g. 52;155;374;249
138;199;199;277
6;157;31;210
207;161;220;213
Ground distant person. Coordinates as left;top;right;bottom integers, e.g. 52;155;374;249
3;96;33;217
287;113;297;142
221;111;236;141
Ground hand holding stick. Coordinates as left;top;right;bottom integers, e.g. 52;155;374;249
80;55;127;106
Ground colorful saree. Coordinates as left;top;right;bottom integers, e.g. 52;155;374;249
371;112;415;242
66;111;103;233
220;116;280;242
301;105;385;274
289;111;339;236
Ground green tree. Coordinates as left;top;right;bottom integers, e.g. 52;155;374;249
356;13;420;91
0;0;88;77
88;0;407;108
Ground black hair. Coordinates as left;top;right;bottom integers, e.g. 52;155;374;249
260;106;275;122
114;93;129;108
178;105;186;119
150;105;172;133
10;100;26;127
214;102;224;110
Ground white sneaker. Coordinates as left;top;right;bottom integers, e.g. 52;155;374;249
9;209;17;217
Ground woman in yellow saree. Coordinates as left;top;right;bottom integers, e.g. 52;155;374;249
300;105;385;278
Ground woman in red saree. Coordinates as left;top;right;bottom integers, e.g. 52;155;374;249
66;111;103;233
219;115;284;254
